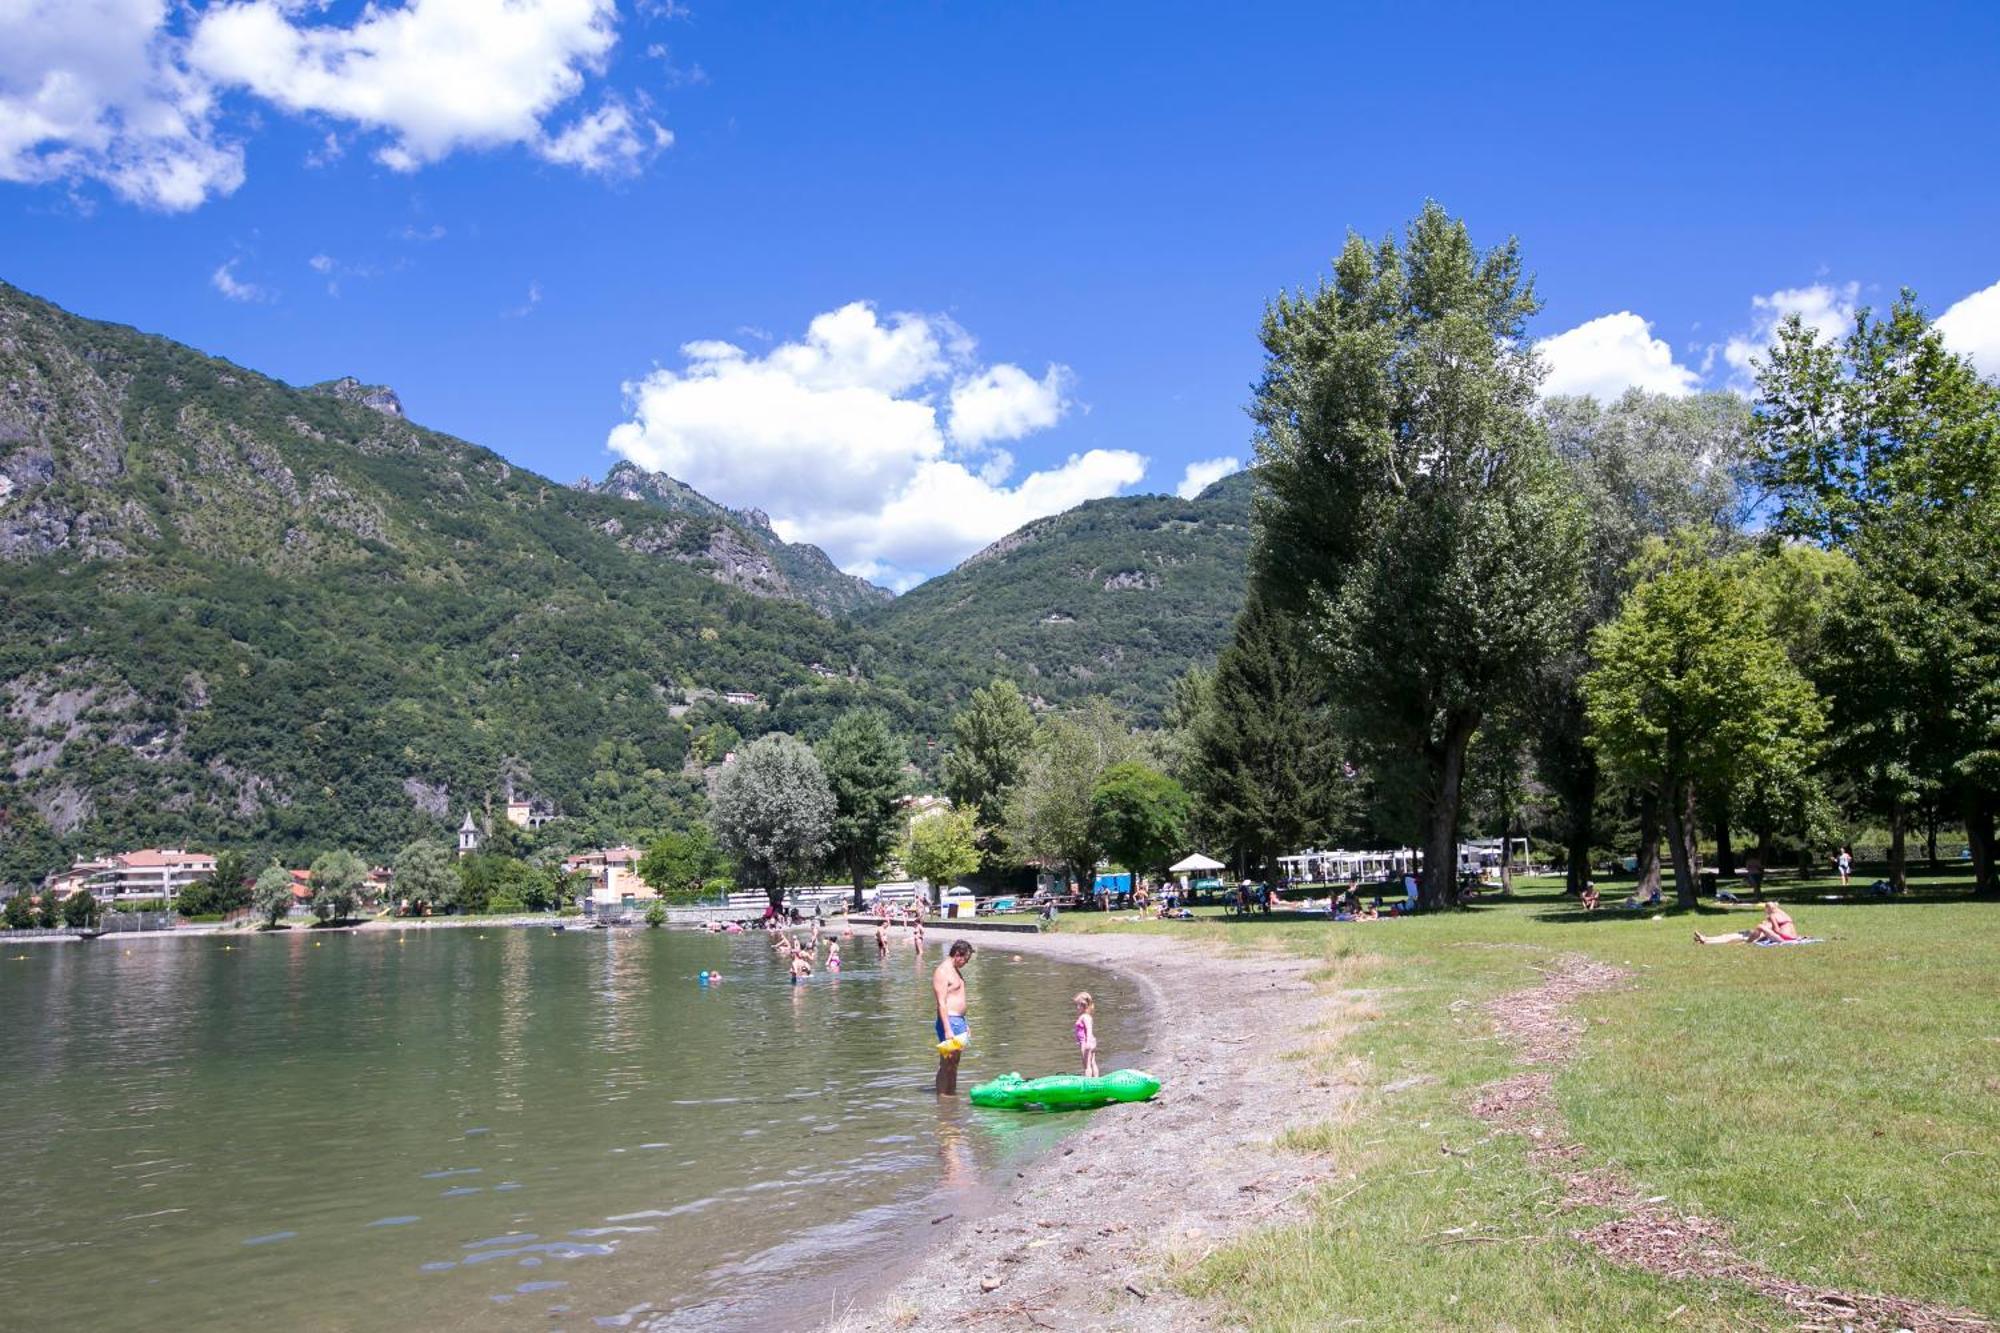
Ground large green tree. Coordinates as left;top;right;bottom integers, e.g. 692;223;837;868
816;709;908;909
1091;761;1190;878
308;849;367;923
1535;391;1752;891
1004;699;1137;892
251;860;293;927
393;840;455;915
1251;202;1587;908
60;888;101;931
1584;542;1826;906
176;849;251;917
1187;592;1340;880
943;680;1036;864
710;734;836;912
637;825;730;901
1753;292;2000;895
3;892;35;930
900;804;984;899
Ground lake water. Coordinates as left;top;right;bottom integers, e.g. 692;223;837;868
0;926;1140;1331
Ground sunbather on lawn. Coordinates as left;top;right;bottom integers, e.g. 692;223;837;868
1694;901;1801;945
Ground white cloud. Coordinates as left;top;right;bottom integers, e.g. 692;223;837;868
0;0;243;210
1535;311;1700;400
947;363;1074;448
1937;278;2000;378
307;253;333;273
1723;282;1859;385
1175;456;1240;499
1;0;666;209
211;257;269;302
606;302;1141;586
398;222;447;242
504;280;542;318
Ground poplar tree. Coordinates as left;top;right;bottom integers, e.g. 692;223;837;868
1251;202;1586;908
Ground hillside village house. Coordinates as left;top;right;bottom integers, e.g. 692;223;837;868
47;849;218;903
562;846;651;909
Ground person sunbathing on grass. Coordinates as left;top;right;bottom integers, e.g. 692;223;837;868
1694;901;1801;946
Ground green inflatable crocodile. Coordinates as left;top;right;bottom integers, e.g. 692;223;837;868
968;1068;1162;1111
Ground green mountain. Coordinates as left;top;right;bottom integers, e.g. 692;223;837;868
575;460;891;616
0;280;942;888
862;472;1255;722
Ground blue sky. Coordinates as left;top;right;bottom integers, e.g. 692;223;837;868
5;1;1999;588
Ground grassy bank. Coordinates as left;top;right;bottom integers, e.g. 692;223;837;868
1052;873;1999;1328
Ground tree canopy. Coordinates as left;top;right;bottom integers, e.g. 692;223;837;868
816;709;907;908
1251;201;1587;908
710;734;836;911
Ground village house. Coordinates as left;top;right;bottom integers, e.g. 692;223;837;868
561;846;651;909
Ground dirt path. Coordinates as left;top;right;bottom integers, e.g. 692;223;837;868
827;928;1355;1333
1472;955;1993;1333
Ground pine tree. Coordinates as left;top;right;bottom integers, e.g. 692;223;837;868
1189;592;1339;881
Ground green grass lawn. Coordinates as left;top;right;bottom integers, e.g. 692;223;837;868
1054;872;1999;1329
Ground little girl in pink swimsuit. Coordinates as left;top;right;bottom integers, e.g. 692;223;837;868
1073;992;1099;1078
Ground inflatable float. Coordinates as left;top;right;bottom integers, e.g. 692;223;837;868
968;1069;1161;1111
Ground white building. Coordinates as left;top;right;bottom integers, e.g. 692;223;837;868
49;849;218;903
562;846;650;908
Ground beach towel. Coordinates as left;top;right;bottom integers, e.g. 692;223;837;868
1754;936;1823;947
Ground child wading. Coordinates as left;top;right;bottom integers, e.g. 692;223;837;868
1073;991;1099;1077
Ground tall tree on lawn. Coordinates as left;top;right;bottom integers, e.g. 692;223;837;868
1753;292;2000;897
1250;202;1587;909
816;709;908;910
1187;591;1340;882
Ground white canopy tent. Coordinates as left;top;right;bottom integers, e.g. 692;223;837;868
1168;853;1226;873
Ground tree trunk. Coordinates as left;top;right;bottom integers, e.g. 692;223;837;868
1497;810;1514;897
1887;804;1907;894
1663;775;1702;908
1419;712;1479;912
1563;754;1597;896
1966;792;1998;898
851;866;868;913
1713;805;1735;879
1925;811;1939;870
1634;791;1663;902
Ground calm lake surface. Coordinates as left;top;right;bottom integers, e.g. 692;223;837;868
0;926;1141;1331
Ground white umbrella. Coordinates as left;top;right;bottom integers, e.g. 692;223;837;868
1168;853;1226;873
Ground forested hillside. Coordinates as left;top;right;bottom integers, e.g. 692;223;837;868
863;471;1255;721
0;281;944;887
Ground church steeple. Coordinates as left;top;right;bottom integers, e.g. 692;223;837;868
458;811;481;856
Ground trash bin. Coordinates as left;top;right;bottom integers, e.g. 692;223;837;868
1699;871;1718;896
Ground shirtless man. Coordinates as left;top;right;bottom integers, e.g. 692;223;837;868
875;917;888;958
911;914;925;956
931;939;975;1095
1695;901;1802;945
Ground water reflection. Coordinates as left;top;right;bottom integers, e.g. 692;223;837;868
0;929;1139;1332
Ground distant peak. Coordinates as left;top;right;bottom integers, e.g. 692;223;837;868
307;376;404;418
738;507;773;532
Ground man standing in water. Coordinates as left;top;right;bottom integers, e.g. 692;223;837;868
932;939;974;1095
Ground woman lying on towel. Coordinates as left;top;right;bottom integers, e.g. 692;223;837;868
1694;901;1802;946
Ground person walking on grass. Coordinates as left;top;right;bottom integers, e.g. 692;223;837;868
932;940;974;1095
1837;847;1852;887
1073;992;1099;1078
1695;901;1802;946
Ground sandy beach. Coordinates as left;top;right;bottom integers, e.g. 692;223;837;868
830;926;1355;1333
